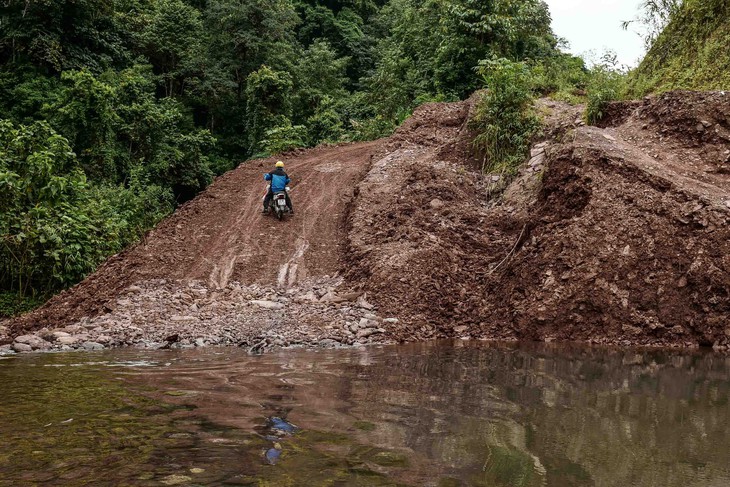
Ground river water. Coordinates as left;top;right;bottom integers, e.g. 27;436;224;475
1;341;729;486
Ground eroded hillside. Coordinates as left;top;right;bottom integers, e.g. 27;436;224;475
3;92;729;353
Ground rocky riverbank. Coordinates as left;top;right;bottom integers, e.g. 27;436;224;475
0;278;400;355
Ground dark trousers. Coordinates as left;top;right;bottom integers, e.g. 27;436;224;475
264;190;292;211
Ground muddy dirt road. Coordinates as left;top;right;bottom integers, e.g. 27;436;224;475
8;142;377;332
175;142;377;289
4;91;730;353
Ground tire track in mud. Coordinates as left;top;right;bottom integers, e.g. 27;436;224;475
182;142;377;289
9;141;378;331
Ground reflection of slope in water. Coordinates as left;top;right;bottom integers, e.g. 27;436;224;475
4;342;728;485
117;342;730;486
352;343;730;486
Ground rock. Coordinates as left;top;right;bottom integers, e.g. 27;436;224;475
696;123;706;133
170;315;196;322
529;152;546;167
250;300;285;310
14;335;37;345
15;335;51;350
161;475;192;486
319;291;344;303
530;147;545;158
672;326;686;336
189;303;199;312
356;295;375;310
57;336;79;346
0;325;7;335
297;291;320;303
0;344;14;354
383;318;399;324
602;133;616;141
194;338;206;347
339;292;364;302
128;285;143;293
622;324;642;336
453;325;468;334
95;335;112;344
52;331;71;339
82;341;104;351
165;334;180;344
429;198;444;209
363;313;378;321
724;200;730;209
12;343;33;353
356;328;383;339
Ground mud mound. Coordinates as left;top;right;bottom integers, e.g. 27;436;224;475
605;91;730;151
347;92;730;349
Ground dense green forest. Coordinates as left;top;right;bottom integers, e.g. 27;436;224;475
1;0;585;312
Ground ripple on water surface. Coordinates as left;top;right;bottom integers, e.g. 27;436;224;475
2;341;730;486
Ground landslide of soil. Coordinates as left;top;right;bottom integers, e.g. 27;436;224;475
4;90;730;352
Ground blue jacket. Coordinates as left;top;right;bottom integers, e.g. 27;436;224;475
265;168;290;192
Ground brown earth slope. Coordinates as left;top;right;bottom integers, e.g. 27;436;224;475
3;91;729;352
347;91;730;349
5;142;382;349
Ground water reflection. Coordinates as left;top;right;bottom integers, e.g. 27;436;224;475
1;341;729;486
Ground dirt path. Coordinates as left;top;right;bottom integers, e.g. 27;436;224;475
7;141;379;336
179;142;377;288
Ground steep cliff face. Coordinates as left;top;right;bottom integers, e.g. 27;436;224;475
628;0;730;95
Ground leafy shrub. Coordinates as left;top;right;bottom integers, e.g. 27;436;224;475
305;97;346;145
585;55;628;125
245;67;295;155
470;58;541;175
0;120;101;294
530;53;589;99
260;118;308;155
348;116;396;142
626;0;730;95
0;120;173;298
0;292;43;318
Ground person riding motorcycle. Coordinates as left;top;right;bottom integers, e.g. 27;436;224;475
263;161;293;215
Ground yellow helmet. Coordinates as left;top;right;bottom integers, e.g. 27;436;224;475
275;161;285;168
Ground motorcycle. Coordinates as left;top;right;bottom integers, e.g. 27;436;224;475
263;184;292;221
